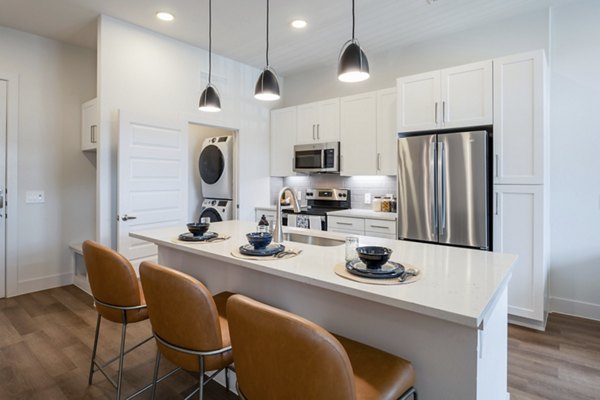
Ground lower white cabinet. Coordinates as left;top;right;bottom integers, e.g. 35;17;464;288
328;215;397;239
493;185;547;324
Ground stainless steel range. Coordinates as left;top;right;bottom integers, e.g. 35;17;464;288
283;188;351;231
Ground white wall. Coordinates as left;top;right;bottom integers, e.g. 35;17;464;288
281;9;550;106
188;124;233;220
0;26;96;295
548;0;600;320
97;16;272;247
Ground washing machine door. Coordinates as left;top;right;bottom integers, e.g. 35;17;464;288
199;207;222;222
199;145;224;184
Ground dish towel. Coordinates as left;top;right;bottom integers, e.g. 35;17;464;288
308;216;323;231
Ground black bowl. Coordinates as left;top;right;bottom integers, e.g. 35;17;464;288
356;246;392;269
246;232;273;249
187;222;210;236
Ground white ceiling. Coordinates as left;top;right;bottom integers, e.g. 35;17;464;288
0;0;575;76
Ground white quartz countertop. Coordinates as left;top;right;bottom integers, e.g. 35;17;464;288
131;220;515;328
327;209;397;221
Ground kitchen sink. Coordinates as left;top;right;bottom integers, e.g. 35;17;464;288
283;232;344;247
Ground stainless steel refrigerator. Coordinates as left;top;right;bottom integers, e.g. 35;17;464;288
397;130;489;249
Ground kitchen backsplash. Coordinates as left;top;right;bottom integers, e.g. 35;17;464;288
270;175;397;209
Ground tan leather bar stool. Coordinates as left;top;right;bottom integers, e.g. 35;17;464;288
82;240;154;400
139;261;235;400
227;294;417;400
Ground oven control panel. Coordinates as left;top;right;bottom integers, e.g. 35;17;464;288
305;188;349;201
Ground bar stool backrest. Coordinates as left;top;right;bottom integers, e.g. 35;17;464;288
227;294;357;400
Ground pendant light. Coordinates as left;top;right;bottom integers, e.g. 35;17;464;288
337;0;369;83
255;0;280;101
199;0;221;112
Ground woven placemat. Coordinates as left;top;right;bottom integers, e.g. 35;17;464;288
170;235;231;244
230;248;302;261
334;262;421;285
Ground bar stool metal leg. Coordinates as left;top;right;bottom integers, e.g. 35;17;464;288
116;311;128;400
89;313;102;385
150;348;161;400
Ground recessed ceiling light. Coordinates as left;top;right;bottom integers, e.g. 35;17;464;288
156;11;174;22
290;19;307;29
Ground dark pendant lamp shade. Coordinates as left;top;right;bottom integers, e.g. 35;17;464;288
199;0;221;112
255;0;280;101
338;0;370;83
338;40;370;82
199;84;221;112
255;67;280;101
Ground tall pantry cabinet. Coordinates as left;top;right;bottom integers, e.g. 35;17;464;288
492;50;549;329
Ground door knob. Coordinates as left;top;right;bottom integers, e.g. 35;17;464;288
121;214;137;221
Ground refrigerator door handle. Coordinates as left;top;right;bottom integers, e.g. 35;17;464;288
430;141;437;234
438;141;446;234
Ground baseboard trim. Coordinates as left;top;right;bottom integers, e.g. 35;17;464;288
549;296;600;322
508;313;547;331
17;272;74;296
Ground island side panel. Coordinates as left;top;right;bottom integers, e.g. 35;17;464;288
158;245;509;400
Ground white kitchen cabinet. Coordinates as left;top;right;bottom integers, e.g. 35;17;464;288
340;92;377;176
493;51;546;185
81;98;98;151
376;88;398;176
296;98;340;144
397;60;492;133
493;185;546;324
270;107;297;176
365;218;397;239
328;215;365;236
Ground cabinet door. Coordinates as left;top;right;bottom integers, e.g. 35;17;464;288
441;60;493;128
81;98;98;151
493;185;545;322
376;88;397;175
296;103;318;144
340;92;377;176
397;71;440;133
493;51;545;184
270;107;297;176
365;218;397;238
316;98;340;143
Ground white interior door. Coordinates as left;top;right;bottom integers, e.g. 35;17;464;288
0;80;6;297
118;111;188;266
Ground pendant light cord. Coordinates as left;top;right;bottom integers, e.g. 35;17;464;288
352;0;355;40
208;0;212;84
266;0;270;67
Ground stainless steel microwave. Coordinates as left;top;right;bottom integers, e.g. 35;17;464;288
293;142;340;173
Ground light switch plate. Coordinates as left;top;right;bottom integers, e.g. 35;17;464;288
26;190;45;204
364;193;372;204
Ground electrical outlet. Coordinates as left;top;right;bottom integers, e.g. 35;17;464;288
364;193;372;204
26;190;45;204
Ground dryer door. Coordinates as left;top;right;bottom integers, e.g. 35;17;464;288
199;207;223;222
199;144;224;184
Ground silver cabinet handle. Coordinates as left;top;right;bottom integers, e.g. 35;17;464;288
495;192;499;216
434;102;438;124
317;124;320;140
335;222;353;226
370;225;389;229
377;153;381;171
91;125;97;144
442;101;446;124
121;214;137;221
495;154;499;178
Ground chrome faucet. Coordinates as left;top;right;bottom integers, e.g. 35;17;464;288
274;187;301;243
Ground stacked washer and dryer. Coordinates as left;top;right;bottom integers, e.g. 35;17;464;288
198;136;234;222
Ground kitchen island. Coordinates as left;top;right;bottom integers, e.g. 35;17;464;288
131;220;516;400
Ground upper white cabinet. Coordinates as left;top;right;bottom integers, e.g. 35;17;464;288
297;98;340;144
270;107;297;176
340;92;377;176
397;60;492;132
376;88;398;175
81;98;98;151
493;51;546;184
340;88;398;176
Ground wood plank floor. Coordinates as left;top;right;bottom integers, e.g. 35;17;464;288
1;286;599;399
